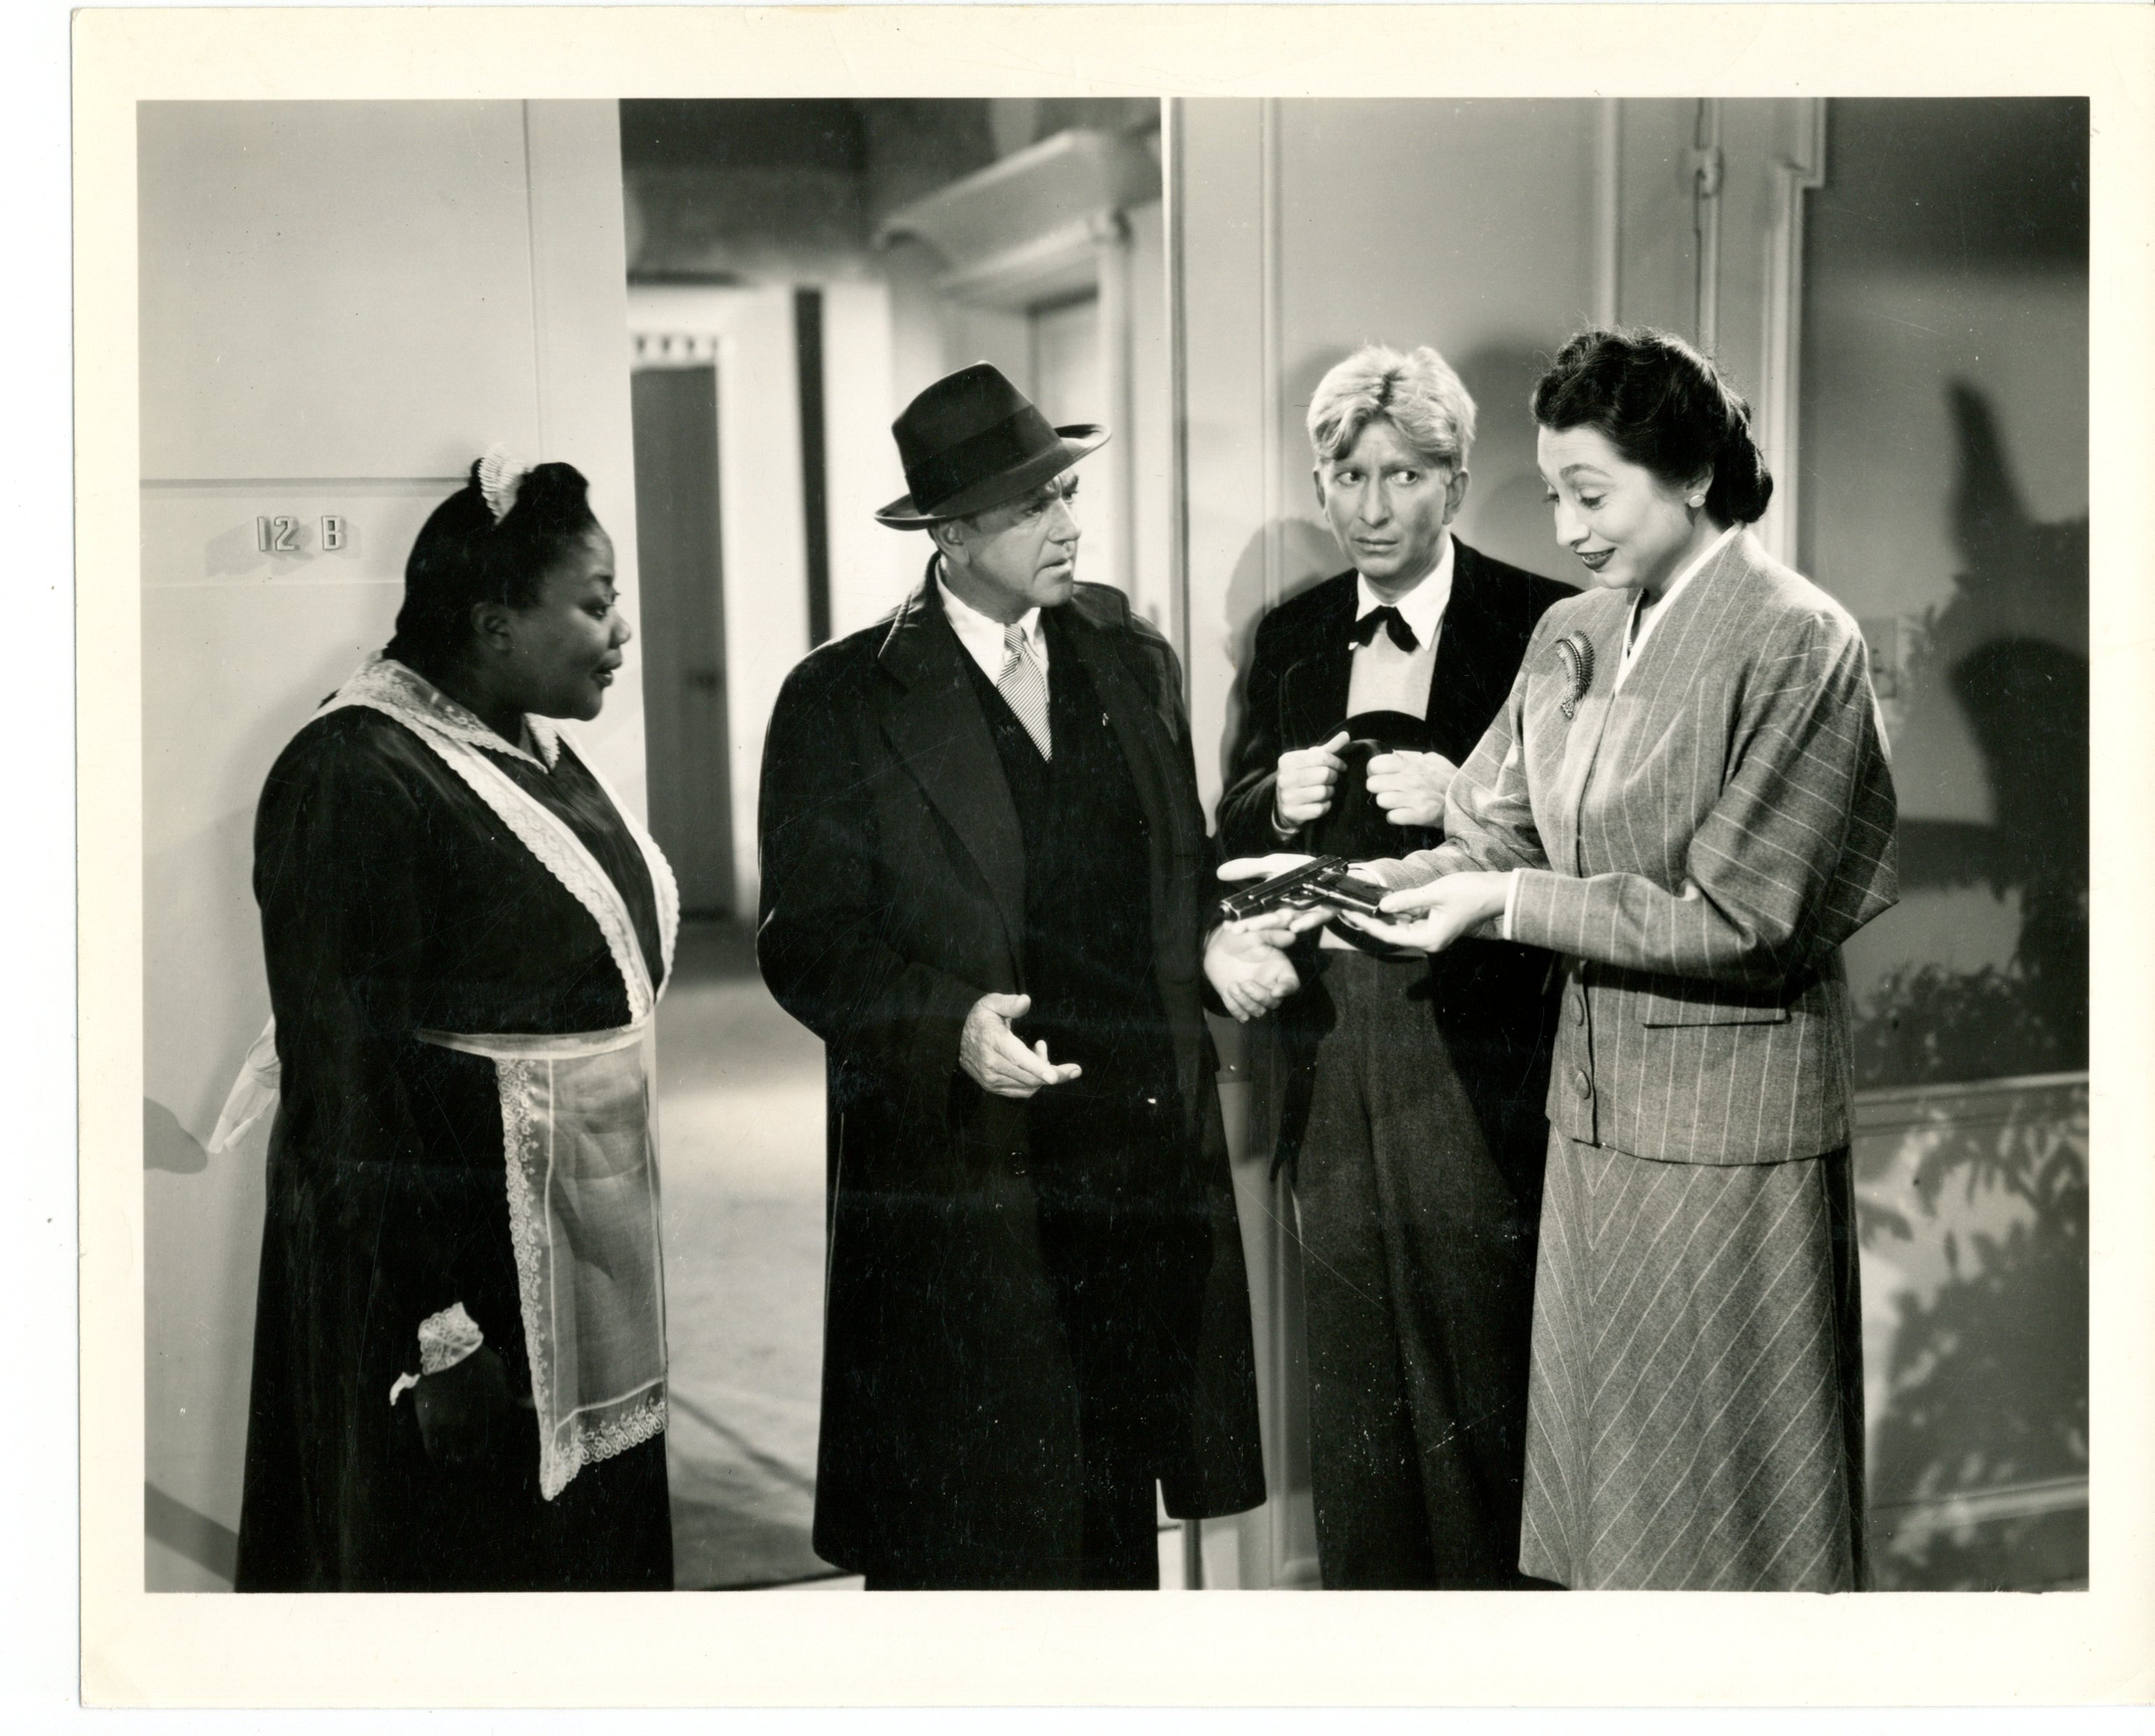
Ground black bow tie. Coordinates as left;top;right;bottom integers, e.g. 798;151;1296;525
1349;605;1419;654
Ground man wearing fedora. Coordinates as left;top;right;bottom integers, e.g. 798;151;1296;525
757;363;1282;1589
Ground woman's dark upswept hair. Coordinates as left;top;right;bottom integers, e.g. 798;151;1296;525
386;460;601;669
1531;326;1774;525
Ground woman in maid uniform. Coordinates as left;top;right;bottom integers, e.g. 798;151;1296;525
220;449;679;1590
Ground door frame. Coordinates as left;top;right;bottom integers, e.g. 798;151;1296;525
630;285;811;919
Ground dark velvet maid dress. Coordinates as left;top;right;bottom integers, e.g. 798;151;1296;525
232;658;679;1592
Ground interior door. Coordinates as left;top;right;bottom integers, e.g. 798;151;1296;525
630;364;734;916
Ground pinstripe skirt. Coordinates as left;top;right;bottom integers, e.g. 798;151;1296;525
1518;1131;1867;1592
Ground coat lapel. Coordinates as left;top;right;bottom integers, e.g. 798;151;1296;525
1278;577;1357;748
1059;598;1187;872
1422;541;1514;766
1615;531;1748;713
876;570;1027;966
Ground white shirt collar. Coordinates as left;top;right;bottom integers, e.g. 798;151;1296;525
1617;523;1739;687
1354;531;1453;644
1654;522;1737;611
937;564;1048;679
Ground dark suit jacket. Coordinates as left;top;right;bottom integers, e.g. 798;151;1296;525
1218;538;1575;1039
757;567;1264;1579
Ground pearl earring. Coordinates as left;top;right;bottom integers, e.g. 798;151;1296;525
1687;494;1704;508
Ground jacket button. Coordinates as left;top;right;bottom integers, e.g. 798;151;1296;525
1573;1068;1593;1100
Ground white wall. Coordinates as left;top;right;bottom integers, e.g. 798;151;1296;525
822;279;917;636
1126;199;1174;637
139;99;644;1587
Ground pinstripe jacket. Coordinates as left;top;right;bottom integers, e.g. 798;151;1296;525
1368;531;1898;1165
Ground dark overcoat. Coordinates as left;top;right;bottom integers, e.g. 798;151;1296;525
757;573;1266;1579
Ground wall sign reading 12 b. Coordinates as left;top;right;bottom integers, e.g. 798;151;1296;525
256;515;347;553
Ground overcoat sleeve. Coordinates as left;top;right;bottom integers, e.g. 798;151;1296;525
756;656;985;1094
1134;625;1236;1018
1215;607;1297;859
254;726;464;1336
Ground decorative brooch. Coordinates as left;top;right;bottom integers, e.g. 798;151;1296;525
1553;631;1596;720
478;442;529;524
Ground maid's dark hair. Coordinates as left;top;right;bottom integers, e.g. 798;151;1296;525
386;460;601;669
1531;326;1774;526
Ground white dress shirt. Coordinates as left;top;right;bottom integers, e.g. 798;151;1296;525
1276;534;1455;847
1498;524;1739;938
1315;536;1455;952
1343;534;1453;721
938;565;1049;682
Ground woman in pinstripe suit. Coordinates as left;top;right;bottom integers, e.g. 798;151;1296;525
1345;329;1899;1590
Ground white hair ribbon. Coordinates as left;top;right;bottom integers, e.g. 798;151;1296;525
478;443;529;524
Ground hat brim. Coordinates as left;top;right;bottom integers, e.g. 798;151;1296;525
874;425;1108;529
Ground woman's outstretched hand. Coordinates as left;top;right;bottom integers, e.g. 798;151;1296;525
1340;870;1511;956
414;1344;515;1468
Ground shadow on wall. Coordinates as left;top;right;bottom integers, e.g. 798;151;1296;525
1854;381;2089;1088
1214;516;1343;798
145;1096;208;1175
1449;342;1576;580
146;1481;239;1585
1850;381;2089;1590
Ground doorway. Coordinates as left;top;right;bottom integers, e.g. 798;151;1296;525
630;363;734;916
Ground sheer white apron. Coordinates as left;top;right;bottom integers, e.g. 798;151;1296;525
215;658;679;1500
417;1020;668;1499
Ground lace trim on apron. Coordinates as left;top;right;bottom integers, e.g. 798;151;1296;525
485;1038;667;1499
207;659;679;1149
216;658;679;1498
326;657;664;1022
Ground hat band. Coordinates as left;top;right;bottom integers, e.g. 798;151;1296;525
905;407;1061;515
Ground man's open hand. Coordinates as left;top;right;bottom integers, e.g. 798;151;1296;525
1204;915;1306;1022
959;992;1082;1099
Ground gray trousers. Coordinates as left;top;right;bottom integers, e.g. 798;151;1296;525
1290;949;1552;1589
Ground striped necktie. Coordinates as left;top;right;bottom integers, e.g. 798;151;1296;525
997;623;1052;761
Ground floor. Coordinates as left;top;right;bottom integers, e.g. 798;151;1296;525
653;919;1189;1593
654;919;847;1590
